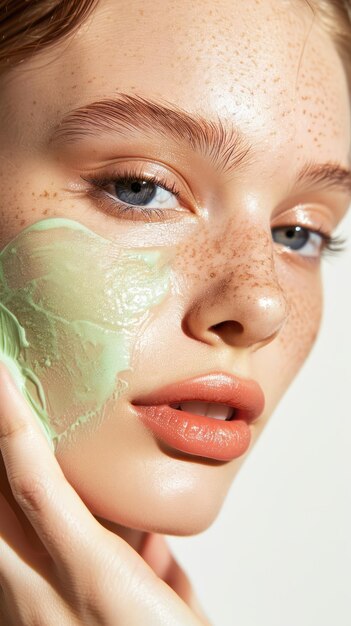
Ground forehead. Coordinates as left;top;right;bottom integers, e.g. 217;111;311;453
3;0;351;168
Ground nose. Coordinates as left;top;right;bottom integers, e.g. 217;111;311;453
182;231;289;351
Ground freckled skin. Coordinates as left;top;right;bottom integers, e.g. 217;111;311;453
0;0;350;541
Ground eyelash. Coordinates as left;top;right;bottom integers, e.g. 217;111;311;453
81;167;347;257
81;167;181;222
304;227;346;257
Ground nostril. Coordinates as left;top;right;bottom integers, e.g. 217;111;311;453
210;320;244;339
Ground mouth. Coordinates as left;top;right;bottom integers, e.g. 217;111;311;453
132;372;265;462
169;401;237;421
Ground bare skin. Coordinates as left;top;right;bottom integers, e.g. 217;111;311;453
0;0;350;623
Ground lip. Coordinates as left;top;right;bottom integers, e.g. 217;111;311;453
132;372;265;462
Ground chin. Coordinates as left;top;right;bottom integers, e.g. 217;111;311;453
57;428;242;538
141;500;222;537
78;473;230;538
103;500;223;537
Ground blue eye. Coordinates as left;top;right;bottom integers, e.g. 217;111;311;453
272;226;325;258
115;179;158;205
81;168;186;222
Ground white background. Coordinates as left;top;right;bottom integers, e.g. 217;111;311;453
168;208;351;626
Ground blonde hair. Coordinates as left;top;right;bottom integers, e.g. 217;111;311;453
0;0;350;87
0;1;98;70
307;1;351;89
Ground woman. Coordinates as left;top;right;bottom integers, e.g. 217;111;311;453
0;0;350;623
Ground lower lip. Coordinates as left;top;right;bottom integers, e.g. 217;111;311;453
134;404;253;462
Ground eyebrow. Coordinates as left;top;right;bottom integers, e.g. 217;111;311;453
49;93;253;175
295;161;351;197
50;92;351;197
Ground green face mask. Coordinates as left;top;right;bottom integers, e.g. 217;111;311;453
0;218;171;450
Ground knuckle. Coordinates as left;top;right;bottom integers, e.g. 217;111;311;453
11;472;50;513
0;418;28;444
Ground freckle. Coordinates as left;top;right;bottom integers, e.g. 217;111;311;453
32;100;37;105
20;219;25;226
43;209;48;215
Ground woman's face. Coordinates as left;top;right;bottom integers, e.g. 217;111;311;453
0;0;350;534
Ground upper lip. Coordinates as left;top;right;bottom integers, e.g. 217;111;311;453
132;372;265;424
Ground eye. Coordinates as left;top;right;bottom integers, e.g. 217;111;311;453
104;176;180;209
272;225;326;258
81;165;190;222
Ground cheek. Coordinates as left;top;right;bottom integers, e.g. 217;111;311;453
0;218;171;446
256;262;323;410
279;281;322;368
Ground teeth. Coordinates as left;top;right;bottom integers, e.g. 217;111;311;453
206;403;232;421
177;401;233;421
178;401;208;416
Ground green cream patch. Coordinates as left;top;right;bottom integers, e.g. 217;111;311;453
0;218;170;448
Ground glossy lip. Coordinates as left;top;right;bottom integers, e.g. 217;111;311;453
132;372;265;462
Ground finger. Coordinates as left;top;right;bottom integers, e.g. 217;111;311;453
141;534;212;624
0;490;32;594
140;533;173;579
165;557;212;625
141;533;192;598
0;363;104;569
0;505;75;626
0;449;48;557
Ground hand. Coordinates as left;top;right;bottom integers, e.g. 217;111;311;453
0;364;211;625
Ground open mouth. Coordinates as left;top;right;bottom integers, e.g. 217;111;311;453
169;401;237;421
133;372;265;461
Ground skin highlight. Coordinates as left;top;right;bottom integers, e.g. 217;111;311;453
0;0;350;560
